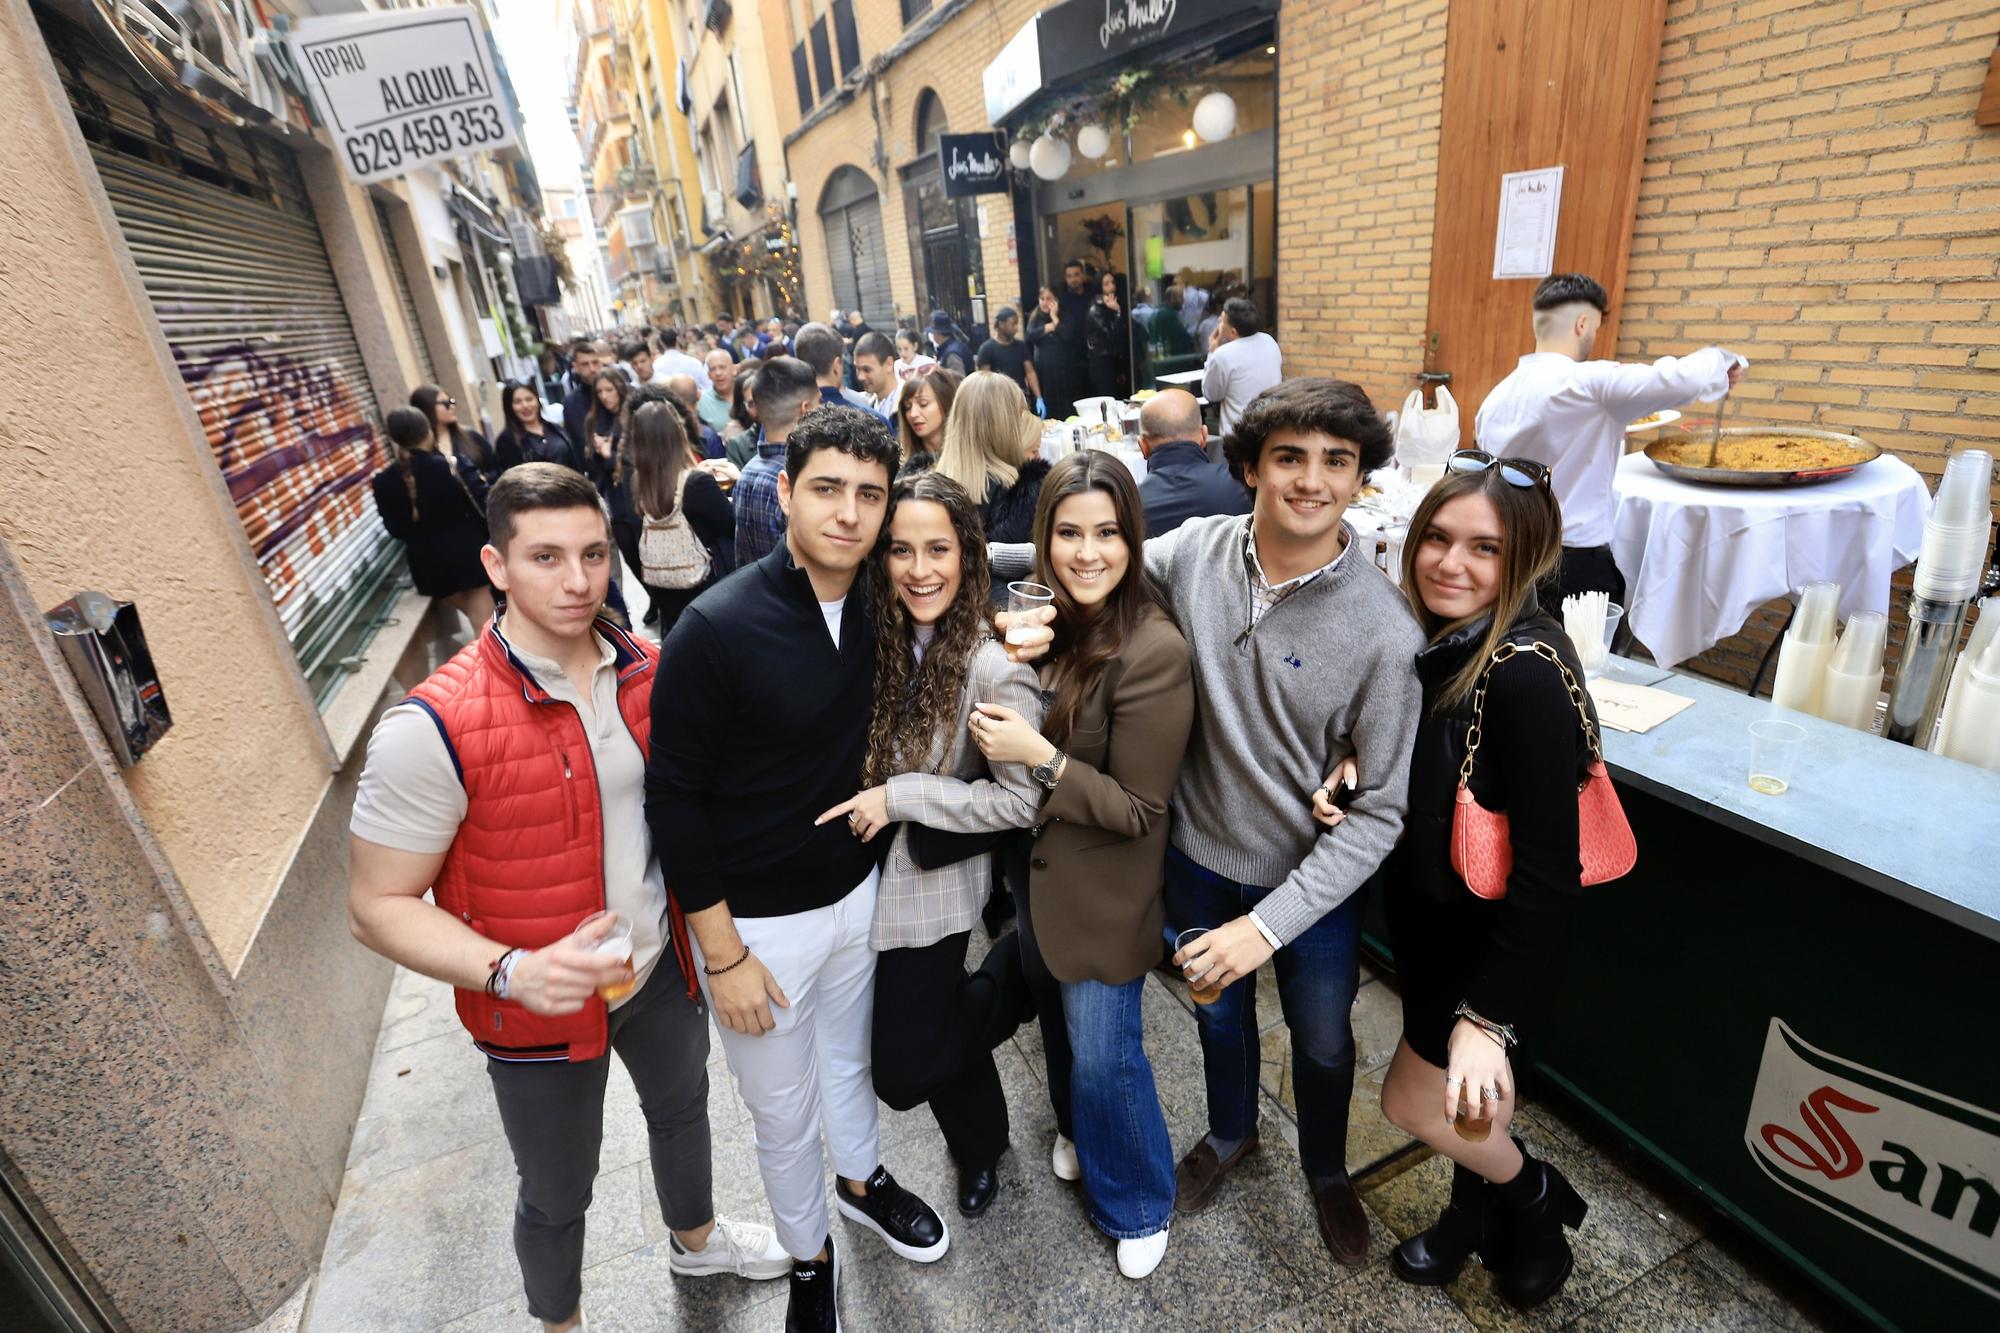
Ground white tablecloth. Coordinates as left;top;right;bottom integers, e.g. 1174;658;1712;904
1610;452;1930;668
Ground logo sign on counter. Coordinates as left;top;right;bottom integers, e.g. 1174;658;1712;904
940;133;1008;198
1745;1018;2000;1300
290;7;517;185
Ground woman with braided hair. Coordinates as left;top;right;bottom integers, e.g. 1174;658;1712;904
370;406;495;631
815;470;1043;1220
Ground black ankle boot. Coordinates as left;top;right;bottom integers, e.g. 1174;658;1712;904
1490;1137;1588;1308
1391;1163;1497;1286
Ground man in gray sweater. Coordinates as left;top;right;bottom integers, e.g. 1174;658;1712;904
996;377;1422;1267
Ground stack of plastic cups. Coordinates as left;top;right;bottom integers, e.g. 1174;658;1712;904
1935;598;1999;766
1887;449;1995;746
1936;628;2000;771
1816;612;1888;732
1770;581;1841;715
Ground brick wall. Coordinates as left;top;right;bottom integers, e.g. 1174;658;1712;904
1622;0;2000;687
784;0;1040;329
1276;0;1451;413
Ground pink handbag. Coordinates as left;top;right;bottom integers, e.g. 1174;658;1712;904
1448;641;1638;900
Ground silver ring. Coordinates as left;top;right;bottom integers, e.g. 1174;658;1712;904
1482;1086;1501;1101
1444;1074;1462;1086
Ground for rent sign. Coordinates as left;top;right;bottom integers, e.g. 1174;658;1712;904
290;7;517;185
1745;1018;2000;1301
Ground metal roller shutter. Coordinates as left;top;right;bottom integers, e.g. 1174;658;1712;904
49;25;404;707
819;168;892;328
374;196;441;389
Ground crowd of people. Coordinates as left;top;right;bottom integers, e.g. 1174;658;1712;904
348;271;1752;1332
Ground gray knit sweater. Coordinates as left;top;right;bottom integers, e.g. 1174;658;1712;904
1146;514;1424;944
992;514;1425;945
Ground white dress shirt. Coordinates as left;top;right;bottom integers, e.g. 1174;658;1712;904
1202;331;1283;437
1476;348;1739;548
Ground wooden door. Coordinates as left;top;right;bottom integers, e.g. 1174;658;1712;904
1422;0;1669;434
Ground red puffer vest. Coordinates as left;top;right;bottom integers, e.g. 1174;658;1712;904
407;617;695;1061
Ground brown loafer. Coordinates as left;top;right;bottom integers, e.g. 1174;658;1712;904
1313;1176;1372;1268
1173;1132;1259;1214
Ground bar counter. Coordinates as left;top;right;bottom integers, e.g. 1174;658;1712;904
1526;665;2000;1330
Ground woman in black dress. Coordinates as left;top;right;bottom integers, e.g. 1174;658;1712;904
370;407;495;631
494;379;577;471
1027;285;1078;421
411;385;503;487
1085;271;1131;401
1324;454;1594;1309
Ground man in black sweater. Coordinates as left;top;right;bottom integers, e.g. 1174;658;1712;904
645;406;945;1333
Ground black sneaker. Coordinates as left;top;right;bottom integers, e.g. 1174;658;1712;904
834;1165;950;1263
785;1236;839;1333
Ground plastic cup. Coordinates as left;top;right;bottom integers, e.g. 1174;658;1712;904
586;912;637;1003
1793;582;1841;645
1829;611;1888;676
1174;928;1221;1006
1005;582;1055;646
1933;449;1995;528
1747;719;1806;796
1452;1086;1495;1143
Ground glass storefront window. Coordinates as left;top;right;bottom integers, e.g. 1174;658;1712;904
1129;187;1249;390
1126;46;1276;166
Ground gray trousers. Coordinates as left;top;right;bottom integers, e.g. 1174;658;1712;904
486;953;713;1322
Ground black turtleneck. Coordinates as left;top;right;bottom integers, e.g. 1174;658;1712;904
645;548;882;917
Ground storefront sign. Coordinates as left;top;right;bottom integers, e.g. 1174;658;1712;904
941;133;1009;198
983;16;1043;123
289;7;517;186
1744;1018;2000;1300
984;0;1274;124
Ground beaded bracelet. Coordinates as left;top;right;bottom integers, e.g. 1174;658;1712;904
702;943;752;977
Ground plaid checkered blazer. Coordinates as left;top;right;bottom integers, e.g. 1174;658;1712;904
874;637;1044;950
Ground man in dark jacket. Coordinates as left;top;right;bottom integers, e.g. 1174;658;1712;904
1137;390;1250;535
926;311;973;377
563;339;610;449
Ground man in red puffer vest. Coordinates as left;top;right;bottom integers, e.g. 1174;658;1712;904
348;461;788;1332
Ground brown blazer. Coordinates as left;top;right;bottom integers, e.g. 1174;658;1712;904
1027;605;1194;985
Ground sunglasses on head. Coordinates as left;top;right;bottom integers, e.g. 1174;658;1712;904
1446;449;1551;490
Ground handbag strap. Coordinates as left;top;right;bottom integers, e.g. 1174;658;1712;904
1457;641;1603;788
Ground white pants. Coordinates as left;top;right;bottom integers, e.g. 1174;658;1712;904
695;868;882;1260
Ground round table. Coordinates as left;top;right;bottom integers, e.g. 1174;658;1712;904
1609;451;1931;668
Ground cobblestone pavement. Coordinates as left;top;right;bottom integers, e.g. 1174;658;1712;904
299;939;1847;1332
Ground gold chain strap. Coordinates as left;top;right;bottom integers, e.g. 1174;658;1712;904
1457;641;1602;788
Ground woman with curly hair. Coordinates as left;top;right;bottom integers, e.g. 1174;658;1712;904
816;470;1043;1220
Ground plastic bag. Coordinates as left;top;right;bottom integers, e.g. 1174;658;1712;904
1394;386;1459;467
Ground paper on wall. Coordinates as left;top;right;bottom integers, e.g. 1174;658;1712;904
1493;166;1565;280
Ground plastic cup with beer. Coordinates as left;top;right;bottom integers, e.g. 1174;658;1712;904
1175;928;1222;1006
584;912;637;1003
1005;582;1056;647
1452;1084;1495;1143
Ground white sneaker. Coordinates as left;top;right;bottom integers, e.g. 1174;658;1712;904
666;1216;791;1280
1051;1133;1080;1182
1117;1227;1170;1279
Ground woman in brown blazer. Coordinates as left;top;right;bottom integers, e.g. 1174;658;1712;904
970;451;1194;1279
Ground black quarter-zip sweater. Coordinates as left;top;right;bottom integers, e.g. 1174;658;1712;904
645;547;882;918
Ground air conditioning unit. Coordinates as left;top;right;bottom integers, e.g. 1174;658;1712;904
733;145;762;209
703;0;731;36
616;204;658;249
702;189;727;232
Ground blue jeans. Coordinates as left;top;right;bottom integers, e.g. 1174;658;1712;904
1061;977;1176;1238
1163;845;1362;1184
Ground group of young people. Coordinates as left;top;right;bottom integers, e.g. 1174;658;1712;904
351;347;1610;1330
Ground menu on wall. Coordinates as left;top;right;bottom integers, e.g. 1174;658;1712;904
1492;166;1564;280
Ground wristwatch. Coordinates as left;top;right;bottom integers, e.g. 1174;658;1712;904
1031;749;1066;790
